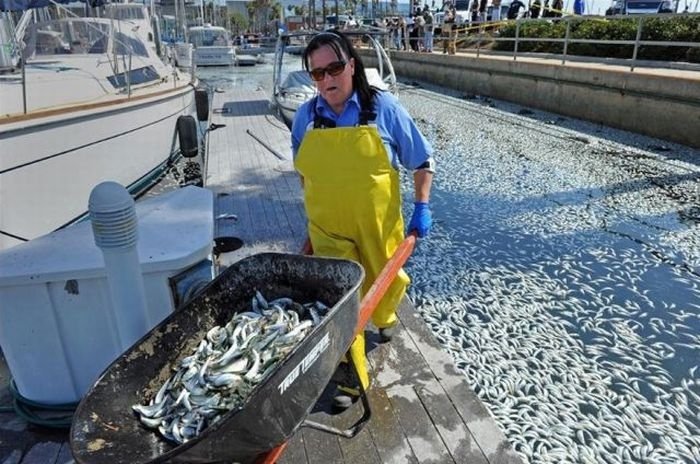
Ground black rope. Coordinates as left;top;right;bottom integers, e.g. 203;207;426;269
5;379;76;429
0;229;29;242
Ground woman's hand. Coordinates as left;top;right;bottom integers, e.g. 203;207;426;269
408;202;432;237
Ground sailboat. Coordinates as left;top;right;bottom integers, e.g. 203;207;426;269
0;0;201;251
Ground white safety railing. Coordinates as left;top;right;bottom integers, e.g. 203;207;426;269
442;12;700;71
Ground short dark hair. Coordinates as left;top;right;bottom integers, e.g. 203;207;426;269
302;30;378;113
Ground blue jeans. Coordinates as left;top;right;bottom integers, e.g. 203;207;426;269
424;30;434;51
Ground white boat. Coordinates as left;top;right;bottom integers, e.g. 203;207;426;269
272;31;397;130
168;40;194;68
160;10;193;69
188;24;235;66
104;2;163;57
235;53;258;66
0;6;200;251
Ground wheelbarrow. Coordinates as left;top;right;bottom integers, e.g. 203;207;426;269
70;235;417;464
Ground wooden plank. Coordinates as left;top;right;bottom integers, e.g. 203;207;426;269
206;86;306;257
372;316;455;463
331;402;381;464
55;442;74;464
399;304;523;464
277;430;307;464
416;378;488;463
20;442;61;464
365;385;419;464
384;380;454;463
387;305;487;464
295;383;344;464
363;328;419;464
300;423;344;463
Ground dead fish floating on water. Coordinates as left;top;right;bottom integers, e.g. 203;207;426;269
132;290;329;444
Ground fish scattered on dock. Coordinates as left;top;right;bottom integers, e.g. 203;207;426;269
399;88;700;463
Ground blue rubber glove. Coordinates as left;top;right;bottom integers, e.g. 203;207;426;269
408;202;432;238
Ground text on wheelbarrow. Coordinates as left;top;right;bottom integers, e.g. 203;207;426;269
278;332;330;395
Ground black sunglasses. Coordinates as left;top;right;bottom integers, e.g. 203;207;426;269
309;60;347;82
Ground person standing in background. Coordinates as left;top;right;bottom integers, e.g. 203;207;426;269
422;5;434;52
552;0;564;16
405;14;415;50
442;7;456;54
491;0;503;22
507;0;525;19
479;0;488;20
470;0;480;23
413;12;425;51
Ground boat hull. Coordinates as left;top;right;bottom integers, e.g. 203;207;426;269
0;84;196;250
169;42;194;68
193;46;236;66
274;95;303;130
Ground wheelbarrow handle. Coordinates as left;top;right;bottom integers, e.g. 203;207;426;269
253;443;287;464
299;232;418;334
257;232;418;464
300;237;313;256
355;231;417;335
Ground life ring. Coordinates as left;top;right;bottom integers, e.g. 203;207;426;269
195;88;209;122
177;115;198;158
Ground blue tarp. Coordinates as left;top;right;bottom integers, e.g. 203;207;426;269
1;0;106;11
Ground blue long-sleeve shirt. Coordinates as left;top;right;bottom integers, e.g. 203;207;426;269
291;90;434;171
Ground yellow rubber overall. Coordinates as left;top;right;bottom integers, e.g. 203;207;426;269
294;124;410;390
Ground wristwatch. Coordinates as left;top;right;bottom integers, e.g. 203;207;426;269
415;157;436;173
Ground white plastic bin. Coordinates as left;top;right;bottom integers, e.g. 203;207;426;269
0;186;214;404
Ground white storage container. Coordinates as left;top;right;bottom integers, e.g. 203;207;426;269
0;186;214;404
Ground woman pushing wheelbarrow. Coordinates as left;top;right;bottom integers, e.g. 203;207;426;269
291;30;435;410
70;30;435;464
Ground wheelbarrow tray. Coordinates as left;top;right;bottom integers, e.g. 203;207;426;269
70;252;364;464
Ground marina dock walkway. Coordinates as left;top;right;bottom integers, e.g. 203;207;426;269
207;85;522;463
0;84;521;464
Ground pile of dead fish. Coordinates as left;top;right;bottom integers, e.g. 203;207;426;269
399;88;700;463
132;290;329;444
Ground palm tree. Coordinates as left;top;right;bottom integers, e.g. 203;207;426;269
344;0;357;14
247;0;272;32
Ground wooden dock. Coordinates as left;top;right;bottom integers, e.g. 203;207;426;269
207;85;522;464
0;84;522;464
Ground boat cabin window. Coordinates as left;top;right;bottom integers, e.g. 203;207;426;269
25;20;110;56
189;28;229;47
107;65;160;88
114;32;148;57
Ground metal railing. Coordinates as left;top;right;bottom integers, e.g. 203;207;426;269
444;12;700;71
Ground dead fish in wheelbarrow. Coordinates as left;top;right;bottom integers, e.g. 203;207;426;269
132;290;329;445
